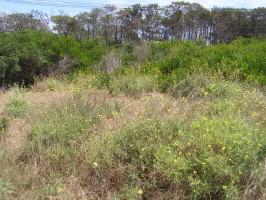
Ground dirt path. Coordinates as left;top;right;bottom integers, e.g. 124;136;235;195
4;119;30;154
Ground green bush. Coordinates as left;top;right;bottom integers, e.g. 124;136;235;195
118;38;266;87
155;117;265;199
21;94;122;178
0;30;105;86
0;179;14;200
170;74;210;98
85;119;182;198
113;186;141;200
88;113;266;199
109;75;159;96
170;74;232;99
91;73;112;89
84;38;266;97
19;97;95;177
27;97;97;152
0;117;8;133
32;78;65;92
5;94;28;118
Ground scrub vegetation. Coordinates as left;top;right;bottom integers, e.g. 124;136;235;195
0;3;266;198
0;36;265;199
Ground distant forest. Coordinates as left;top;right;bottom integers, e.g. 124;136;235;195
0;1;266;44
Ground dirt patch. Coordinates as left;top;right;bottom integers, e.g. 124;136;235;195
4;119;31;155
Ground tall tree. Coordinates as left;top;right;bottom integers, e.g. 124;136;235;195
101;5;117;44
52;14;78;37
0;12;49;32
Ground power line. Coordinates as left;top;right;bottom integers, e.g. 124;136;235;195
1;0;265;11
3;0;129;6
1;0;132;9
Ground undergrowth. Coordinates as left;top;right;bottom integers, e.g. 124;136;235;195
5;88;28;118
0;38;265;199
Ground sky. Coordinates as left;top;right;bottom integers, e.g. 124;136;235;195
1;0;266;15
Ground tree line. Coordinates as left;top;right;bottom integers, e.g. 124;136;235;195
0;2;266;44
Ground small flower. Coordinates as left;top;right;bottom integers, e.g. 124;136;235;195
138;189;143;195
93;162;98;168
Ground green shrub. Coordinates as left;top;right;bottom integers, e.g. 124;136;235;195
112;120;180;167
21;94;121;178
109;75;159;96
113;186;141;200
0;30;105;86
169;73;242;99
20;98;94;176
170;74;210;98
88;114;266;199
0;179;14;200
120;38;266;86
155;117;265;199
0;117;8;133
27;97;97;152
33;78;64;92
5;93;28;118
91;73;112;89
160;57;181;74
87;120;181;198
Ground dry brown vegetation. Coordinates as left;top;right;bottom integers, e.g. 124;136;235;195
0;75;265;200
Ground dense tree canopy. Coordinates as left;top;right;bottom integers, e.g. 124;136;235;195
48;2;266;44
0;31;105;87
1;2;266;44
0;1;266;86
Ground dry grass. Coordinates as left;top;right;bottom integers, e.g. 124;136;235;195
92;92;209;136
0;88;209;199
0;90;6;114
0;78;265;200
4;119;30;155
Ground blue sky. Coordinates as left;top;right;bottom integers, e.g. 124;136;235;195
1;0;266;15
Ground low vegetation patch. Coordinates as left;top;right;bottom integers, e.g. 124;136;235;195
0;116;8;138
109;75;159;96
87;113;265;199
5;91;28;118
0;37;265;199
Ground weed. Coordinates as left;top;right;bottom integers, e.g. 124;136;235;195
32;78;64;92
0;116;8;133
5;89;28;118
109;75;159;96
0;179;14;200
87;112;266;199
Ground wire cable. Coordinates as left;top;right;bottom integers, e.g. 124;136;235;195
1;0;132;9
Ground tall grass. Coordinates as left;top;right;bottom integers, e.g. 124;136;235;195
5;88;28;118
